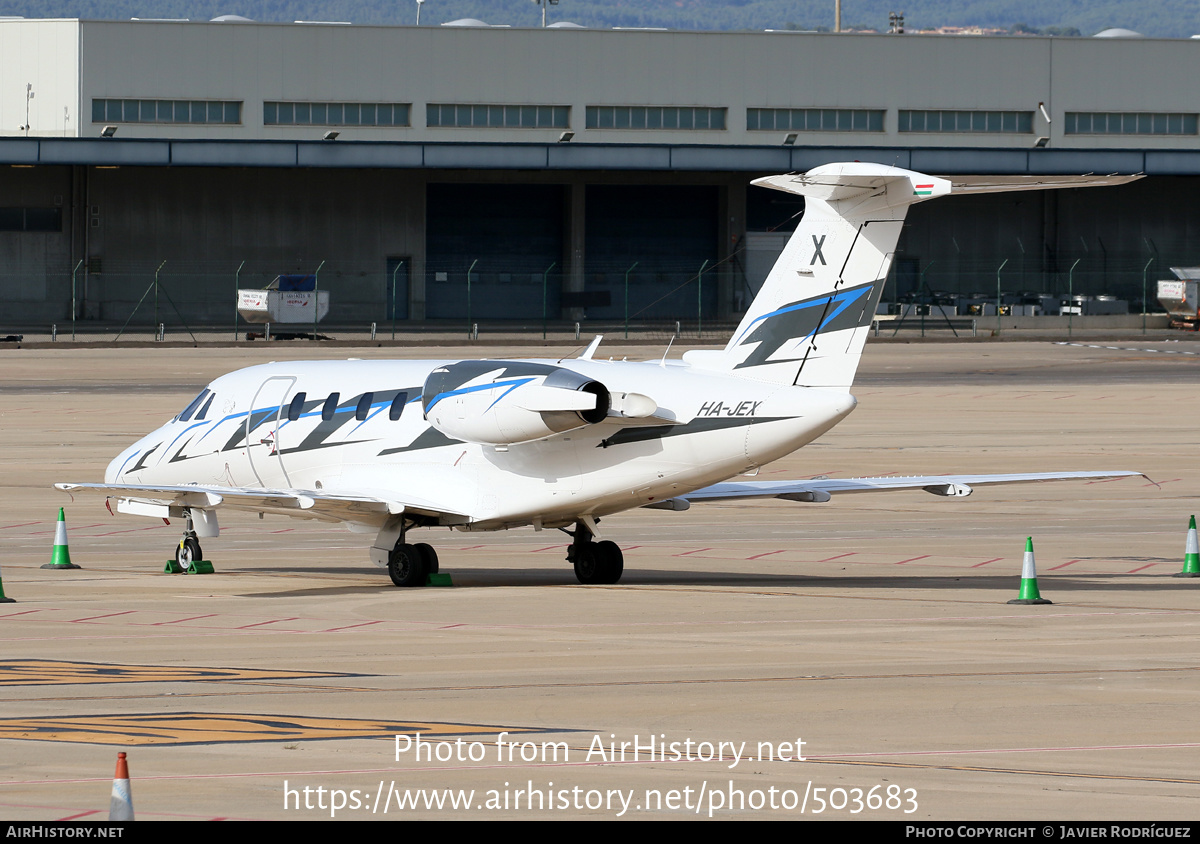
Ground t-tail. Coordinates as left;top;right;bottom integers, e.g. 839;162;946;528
690;163;951;390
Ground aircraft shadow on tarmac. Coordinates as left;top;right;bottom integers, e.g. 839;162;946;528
236;565;1193;597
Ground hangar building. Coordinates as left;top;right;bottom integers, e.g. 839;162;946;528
1;18;1198;328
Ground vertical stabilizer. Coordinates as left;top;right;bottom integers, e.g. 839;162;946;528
699;163;950;389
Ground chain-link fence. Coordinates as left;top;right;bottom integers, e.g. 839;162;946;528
0;248;1173;342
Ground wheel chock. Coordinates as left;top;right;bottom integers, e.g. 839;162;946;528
426;573;453;587
164;560;215;574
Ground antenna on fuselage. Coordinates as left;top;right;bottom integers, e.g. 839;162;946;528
579;335;603;360
659;335;675;367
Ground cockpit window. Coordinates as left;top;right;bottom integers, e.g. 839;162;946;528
321;392;340;421
178;389;210;422
196;393;215;420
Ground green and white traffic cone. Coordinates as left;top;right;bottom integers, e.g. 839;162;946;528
0;559;14;603
1174;515;1200;578
1008;537;1052;605
42;508;81;570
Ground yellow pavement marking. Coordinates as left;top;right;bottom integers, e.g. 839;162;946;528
0;659;358;686
0;713;545;746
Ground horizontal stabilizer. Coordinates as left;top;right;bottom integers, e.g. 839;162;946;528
947;173;1143;195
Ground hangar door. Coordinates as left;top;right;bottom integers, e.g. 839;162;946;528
425;184;565;320
584;185;719;321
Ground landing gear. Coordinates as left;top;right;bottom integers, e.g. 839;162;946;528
414;542;439;574
377;516;443;588
387;542;428;587
175;510;202;572
176;535;202;572
567;522;624;585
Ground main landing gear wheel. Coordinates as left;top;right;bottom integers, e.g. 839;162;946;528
414;542;439;574
572;539;624;585
388;542;428;587
176;535;202;572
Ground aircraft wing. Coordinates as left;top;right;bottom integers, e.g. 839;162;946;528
680;471;1145;504
54;482;470;524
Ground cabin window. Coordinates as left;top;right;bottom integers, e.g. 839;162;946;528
322;393;340;421
389;392;408;421
356;392;374;421
287;392;306;422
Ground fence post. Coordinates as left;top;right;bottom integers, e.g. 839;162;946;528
466;259;478;339
542;261;557;341
154;260;166;331
233;260;245;342
995;258;1008;335
71;259;82;341
697;259;709;339
312;260;325;342
391;260;404;340
1067;257;1081;338
624;261;638;340
1142;256;1154;335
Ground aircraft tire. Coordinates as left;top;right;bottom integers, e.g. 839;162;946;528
574;541;623;585
176;536;202;572
414;542;439;574
596;540;624;584
388;542;428;587
573;544;602;584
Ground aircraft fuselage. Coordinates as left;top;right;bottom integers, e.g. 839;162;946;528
108;357;857;532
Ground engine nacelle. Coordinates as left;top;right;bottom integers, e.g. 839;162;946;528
422;361;611;445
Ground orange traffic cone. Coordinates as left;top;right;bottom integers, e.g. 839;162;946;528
109;752;133;821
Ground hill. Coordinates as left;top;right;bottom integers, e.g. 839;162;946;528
3;0;1196;38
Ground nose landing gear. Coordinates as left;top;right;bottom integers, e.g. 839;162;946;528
177;534;202;572
167;509;214;574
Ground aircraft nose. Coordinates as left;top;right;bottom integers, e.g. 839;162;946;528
105;442;141;484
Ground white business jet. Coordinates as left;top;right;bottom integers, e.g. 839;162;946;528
57;163;1142;586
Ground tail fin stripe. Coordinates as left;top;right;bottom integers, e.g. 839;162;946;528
732;283;877;371
732;284;871;348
